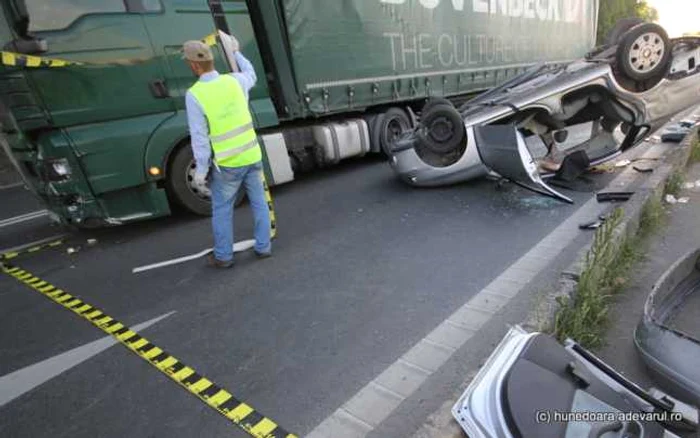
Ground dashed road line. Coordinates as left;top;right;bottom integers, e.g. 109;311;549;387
1;264;297;438
0;210;48;229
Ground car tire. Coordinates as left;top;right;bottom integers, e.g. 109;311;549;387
420;97;454;115
604;18;645;46
417;103;466;155
372;108;413;156
166;144;211;216
616;23;671;82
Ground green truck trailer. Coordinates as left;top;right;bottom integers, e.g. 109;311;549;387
0;0;598;226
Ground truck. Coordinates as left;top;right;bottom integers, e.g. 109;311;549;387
0;0;598;227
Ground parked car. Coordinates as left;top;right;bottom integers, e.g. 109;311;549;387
388;21;700;203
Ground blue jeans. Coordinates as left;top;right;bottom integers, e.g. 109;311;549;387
210;161;271;262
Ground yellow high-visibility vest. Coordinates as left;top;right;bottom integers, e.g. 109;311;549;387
189;74;261;168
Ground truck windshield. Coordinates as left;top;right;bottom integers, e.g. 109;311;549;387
24;0;126;32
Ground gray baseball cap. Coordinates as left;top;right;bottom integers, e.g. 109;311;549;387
182;40;214;62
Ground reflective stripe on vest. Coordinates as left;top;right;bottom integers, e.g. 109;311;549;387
189;74;262;168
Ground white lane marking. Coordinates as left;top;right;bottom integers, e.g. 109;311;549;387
306;164;643;437
0;311;175;408
0;182;23;191
0;210;48;229
132;239;256;274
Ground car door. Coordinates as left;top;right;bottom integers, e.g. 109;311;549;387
138;0;277;127
19;0;176;127
473;124;574;204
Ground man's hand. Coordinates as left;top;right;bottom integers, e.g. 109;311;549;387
193;172;207;188
228;34;240;52
218;31;239;52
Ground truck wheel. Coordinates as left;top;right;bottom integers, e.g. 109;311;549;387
373;108;412;156
616;23;670;82
166;145;246;215
604;18;645;46
166;144;211;216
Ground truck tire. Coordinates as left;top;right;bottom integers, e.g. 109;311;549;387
604;18;645;46
372;108;412;156
166;144;211;216
166;145;247;215
616;23;670;83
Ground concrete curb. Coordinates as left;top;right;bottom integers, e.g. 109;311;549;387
523;125;698;333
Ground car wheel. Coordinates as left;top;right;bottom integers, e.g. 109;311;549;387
604;18;645;46
616;23;671;82
166;144;211;216
372;108;413;156
420;97;454;115
418;104;466;155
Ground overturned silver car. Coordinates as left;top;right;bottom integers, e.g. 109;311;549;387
389;21;700;203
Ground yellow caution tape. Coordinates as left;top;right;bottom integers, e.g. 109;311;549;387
1;32;219;68
1;51;80;68
1;263;297;438
1;239;64;261
262;174;278;239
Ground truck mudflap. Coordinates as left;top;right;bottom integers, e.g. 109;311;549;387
473;124;573;204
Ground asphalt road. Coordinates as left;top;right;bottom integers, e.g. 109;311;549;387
1;155;616;437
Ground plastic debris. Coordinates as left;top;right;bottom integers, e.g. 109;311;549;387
678;197;690;204
87;238;98;246
683;182;696;189
614;159;631;168
597;191;634;202
66;247;78;254
665;194;678;204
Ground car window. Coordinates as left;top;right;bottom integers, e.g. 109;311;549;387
25;0;127;32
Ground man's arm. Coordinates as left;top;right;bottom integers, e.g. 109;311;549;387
185;91;211;177
231;51;257;94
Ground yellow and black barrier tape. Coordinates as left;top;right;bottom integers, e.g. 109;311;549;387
1;238;64;261
262;174;277;239
1;51;81;68
1;264;297;438
2;33;219;68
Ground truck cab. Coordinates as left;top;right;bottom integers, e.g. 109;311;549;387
0;0;283;226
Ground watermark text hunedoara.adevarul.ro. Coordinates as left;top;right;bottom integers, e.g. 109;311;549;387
536;410;683;424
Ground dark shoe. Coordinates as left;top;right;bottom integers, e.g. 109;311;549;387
206;254;233;269
254;251;272;259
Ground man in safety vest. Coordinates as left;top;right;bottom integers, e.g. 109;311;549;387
183;38;271;268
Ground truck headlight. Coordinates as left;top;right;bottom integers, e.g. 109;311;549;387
47;158;72;181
